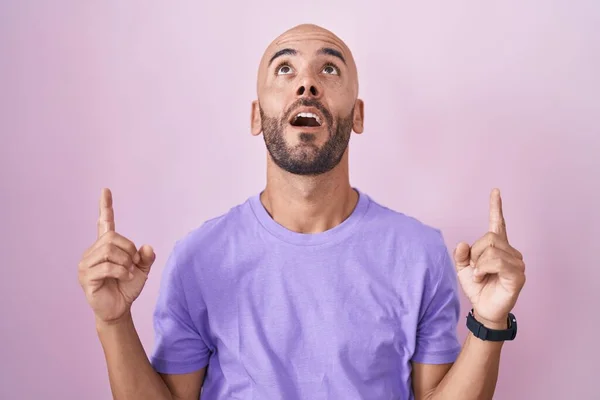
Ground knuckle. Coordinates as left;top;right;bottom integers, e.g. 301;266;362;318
485;232;497;246
102;243;116;258
123;255;133;267
100;230;116;243
493;258;505;270
129;244;138;256
516;249;524;260
101;263;113;278
487;247;500;258
126;240;138;256
115;266;127;279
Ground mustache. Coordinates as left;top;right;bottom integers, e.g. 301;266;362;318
283;98;333;126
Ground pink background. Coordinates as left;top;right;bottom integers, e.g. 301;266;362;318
1;1;598;399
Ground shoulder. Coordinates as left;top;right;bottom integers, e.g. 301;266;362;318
362;192;449;259
170;196;255;264
361;193;457;299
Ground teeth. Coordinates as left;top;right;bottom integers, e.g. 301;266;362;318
294;112;321;125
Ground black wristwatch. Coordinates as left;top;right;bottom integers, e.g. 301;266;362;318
466;309;517;341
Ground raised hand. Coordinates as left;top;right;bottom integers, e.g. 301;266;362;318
78;188;156;323
453;188;526;327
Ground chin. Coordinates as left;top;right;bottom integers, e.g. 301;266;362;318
285;128;323;145
289;143;320;159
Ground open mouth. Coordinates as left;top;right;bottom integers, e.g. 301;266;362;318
290;112;322;127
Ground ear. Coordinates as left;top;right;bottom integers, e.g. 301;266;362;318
250;100;262;136
352;98;364;134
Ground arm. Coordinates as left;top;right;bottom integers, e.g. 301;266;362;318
79;189;209;400
412;313;506;400
97;312;206;400
413;189;526;400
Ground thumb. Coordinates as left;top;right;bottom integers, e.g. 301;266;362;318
453;242;471;273
136;244;156;274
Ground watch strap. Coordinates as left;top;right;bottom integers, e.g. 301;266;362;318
466;310;517;341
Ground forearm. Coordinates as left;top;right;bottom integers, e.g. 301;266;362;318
96;312;173;400
430;315;506;400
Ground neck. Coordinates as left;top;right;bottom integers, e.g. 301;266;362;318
260;151;358;234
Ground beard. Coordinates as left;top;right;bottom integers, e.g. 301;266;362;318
260;98;354;176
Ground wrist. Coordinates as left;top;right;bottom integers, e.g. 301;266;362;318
95;310;133;332
472;310;509;330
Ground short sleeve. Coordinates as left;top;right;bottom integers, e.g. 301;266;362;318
411;244;462;364
149;244;211;374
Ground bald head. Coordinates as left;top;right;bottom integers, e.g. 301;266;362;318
257;24;359;97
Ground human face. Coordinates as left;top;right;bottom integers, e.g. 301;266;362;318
252;26;364;176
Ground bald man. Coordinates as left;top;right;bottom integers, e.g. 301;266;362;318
79;24;525;400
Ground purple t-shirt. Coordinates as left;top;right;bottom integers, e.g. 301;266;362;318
150;189;461;399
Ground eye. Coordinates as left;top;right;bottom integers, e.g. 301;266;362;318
322;63;339;75
276;63;294;75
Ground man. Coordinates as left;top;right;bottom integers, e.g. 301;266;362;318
78;24;526;400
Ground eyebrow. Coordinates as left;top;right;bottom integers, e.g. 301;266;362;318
317;47;346;65
268;48;297;66
268;47;347;66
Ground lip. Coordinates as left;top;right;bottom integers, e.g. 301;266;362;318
288;125;323;132
287;107;326;126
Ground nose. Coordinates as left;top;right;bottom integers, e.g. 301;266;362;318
296;75;321;98
296;85;319;97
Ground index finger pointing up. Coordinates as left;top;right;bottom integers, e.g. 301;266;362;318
98;188;115;238
489;188;507;241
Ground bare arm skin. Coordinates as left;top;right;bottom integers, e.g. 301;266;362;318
412;319;505;400
96;312;206;400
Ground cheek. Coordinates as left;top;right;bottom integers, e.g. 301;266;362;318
322;79;354;110
269;76;298;96
262;81;295;114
